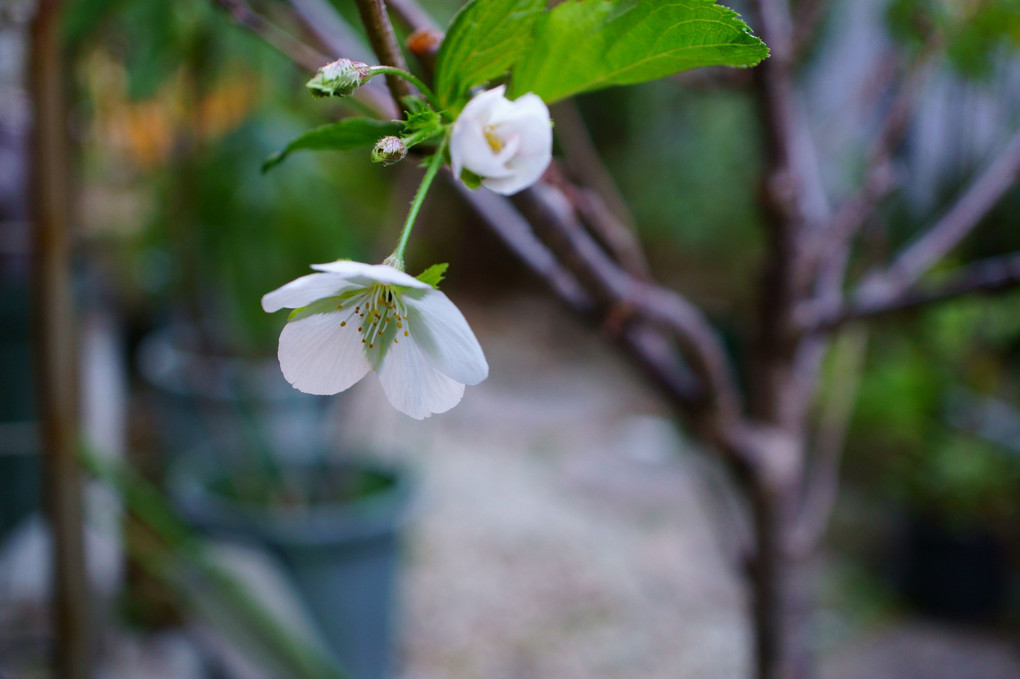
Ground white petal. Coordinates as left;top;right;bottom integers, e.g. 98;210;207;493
450;116;515;179
453;89;551;196
311;261;430;290
488;93;550;131
459;84;507;123
376;334;465;419
262;273;354;312
483;146;551;195
402;290;488;385
277;311;371;395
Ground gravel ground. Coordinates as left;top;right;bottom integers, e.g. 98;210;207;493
339;296;754;679
339;294;1020;679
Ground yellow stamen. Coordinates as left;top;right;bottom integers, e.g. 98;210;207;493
484;125;502;153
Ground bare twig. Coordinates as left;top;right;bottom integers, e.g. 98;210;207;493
570;185;650;280
510;184;744;424
351;0;413;103
550;102;650;279
387;0;440;33
451;181;592;313
749;0;831;429
754;0;830;230
792;326;868;556
552;101;638;233
871;125;1020;296
807;44;935;284
808;251;1020;331
791;0;828;62
453;180;706;409
285;0;375;63
213;0;330;72
211;0;394;116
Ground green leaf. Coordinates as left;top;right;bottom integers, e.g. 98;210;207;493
510;0;769;103
416;263;449;289
434;0;547;111
262;118;403;173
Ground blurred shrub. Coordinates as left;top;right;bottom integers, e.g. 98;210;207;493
841;293;1020;526
887;0;1020;78
74;0;391;354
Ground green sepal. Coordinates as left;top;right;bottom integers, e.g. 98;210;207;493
416;263;449;289
459;169;483;190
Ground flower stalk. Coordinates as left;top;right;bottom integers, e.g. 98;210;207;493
367;66;442;112
390;136;448;268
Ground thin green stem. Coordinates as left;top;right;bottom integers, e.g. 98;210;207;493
391;136;448;268
368;66;442;111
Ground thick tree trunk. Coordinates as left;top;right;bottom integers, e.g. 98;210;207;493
727;410;815;679
750;484;813;679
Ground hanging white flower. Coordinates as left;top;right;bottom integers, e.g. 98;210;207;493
449;85;552;196
262;260;488;420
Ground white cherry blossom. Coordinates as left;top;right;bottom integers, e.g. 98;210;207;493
262;261;488;419
449;85;552;195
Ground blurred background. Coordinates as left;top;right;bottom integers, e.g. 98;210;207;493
2;0;1020;677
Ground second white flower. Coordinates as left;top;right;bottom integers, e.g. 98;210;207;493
449;85;552;196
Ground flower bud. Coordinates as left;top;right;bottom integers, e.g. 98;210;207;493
306;58;372;98
371;136;407;165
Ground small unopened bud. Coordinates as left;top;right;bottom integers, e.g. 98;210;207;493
372;136;407;165
306;58;372;98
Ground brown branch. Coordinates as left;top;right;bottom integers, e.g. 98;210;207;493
511;184;743;424
807;45;935;290
807;251;1020;331
753;0;830;231
453;180;705;408
873;125;1020;296
213;0;329;72
750;0;832;429
451;181;592;313
387;0;440;33
791;0;828;62
211;0;394;117
285;0;376;63
30;1;90;676
550;102;650;280
552;101;638;232
351;0;413;104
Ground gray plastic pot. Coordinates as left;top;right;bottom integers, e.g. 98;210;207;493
171;454;413;679
137;325;331;464
0;422;40;543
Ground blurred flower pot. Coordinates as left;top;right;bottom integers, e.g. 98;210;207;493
888;512;1009;621
0;281;39;544
0;422;40;543
137;324;330;463
172;453;412;679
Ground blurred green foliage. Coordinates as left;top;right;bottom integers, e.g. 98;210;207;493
842;293;1020;525
887;0;1020;77
585;83;765;305
74;0;392;354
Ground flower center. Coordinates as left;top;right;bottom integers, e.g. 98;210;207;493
335;284;410;357
484;125;503;154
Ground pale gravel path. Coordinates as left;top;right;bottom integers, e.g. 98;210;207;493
339;296;752;679
329;294;1020;679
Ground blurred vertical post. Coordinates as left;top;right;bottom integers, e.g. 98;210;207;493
29;0;92;676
